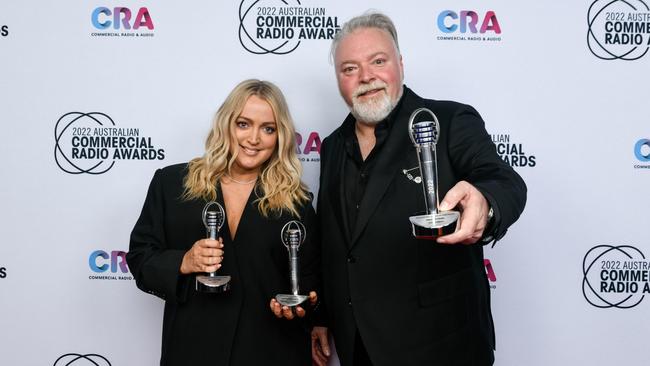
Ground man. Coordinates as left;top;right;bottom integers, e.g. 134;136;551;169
312;12;526;366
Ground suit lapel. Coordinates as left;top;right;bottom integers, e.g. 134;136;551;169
328;120;353;245
338;158;353;244
349;88;424;248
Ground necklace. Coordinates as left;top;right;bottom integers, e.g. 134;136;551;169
225;173;257;185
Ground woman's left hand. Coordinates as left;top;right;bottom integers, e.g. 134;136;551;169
269;291;318;320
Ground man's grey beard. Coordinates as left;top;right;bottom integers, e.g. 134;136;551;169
350;82;401;124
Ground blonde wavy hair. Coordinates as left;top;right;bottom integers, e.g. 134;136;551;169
183;79;309;217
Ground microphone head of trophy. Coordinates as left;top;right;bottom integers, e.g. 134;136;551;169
206;211;218;227
202;202;225;237
276;220;309;307
281;220;306;249
407;108;460;239
408;109;440;147
196;201;230;293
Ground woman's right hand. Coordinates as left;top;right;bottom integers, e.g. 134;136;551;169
180;238;224;274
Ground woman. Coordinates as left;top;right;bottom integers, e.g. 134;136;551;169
127;79;319;365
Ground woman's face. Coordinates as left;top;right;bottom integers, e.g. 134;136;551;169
231;95;278;176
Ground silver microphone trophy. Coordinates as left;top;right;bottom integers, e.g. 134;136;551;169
408;108;460;239
196;202;231;293
275;220;309;307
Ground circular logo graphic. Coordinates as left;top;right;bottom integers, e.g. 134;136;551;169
239;0;302;55
53;353;111;366
587;0;650;60
54;111;165;175
635;138;650;161
54;112;116;174
582;245;649;308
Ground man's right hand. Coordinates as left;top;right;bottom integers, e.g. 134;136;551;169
311;326;330;366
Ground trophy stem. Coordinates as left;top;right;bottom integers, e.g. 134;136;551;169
417;146;439;214
408;108;459;240
196;207;230;293
276;224;308;307
289;244;299;295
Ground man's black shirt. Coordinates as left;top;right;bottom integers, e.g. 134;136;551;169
341;93;405;237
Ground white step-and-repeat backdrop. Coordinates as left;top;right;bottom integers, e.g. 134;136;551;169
1;1;649;365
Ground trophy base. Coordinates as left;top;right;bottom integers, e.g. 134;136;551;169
409;211;460;240
195;275;231;293
275;294;309;307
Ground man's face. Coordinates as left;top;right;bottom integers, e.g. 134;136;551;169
334;27;404;124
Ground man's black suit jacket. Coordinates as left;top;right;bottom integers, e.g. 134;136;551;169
317;87;526;366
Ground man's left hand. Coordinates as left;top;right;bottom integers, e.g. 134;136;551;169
436;181;490;245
